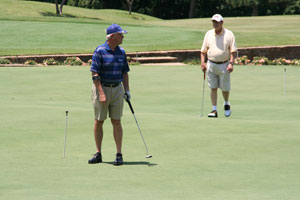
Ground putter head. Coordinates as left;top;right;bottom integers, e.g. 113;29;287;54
145;155;152;158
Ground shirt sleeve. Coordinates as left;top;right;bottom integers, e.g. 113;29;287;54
230;32;237;53
122;51;130;74
200;32;209;53
90;49;102;73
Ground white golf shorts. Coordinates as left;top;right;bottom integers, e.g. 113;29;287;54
207;60;231;91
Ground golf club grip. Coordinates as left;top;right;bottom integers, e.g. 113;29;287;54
204;72;206;80
127;100;135;114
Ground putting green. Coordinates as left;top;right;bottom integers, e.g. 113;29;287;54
0;65;299;200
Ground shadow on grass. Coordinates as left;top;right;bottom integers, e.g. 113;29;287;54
39;12;102;20
103;161;157;166
39;12;77;18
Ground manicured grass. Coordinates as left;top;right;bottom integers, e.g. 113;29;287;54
0;0;300;55
0;20;202;55
0;0;160;24
0;65;300;200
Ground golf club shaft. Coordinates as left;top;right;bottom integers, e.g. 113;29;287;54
200;72;206;116
132;113;149;155
126;99;149;155
64;112;68;158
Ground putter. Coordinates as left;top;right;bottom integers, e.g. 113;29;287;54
200;72;206;117
125;97;152;158
64;111;69;158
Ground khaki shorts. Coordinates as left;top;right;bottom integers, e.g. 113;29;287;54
207;60;231;91
91;83;124;121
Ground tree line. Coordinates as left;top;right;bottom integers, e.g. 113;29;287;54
28;0;300;19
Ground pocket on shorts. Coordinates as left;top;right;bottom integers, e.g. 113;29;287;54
91;85;98;104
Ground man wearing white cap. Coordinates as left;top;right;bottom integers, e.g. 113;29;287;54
89;24;130;165
200;14;237;118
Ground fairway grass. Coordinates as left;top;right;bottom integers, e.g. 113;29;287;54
0;65;300;200
1;0;300;55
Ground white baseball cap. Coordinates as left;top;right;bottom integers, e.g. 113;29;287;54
211;14;223;22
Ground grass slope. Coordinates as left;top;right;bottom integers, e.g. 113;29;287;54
0;0;300;55
0;65;300;200
0;0;160;24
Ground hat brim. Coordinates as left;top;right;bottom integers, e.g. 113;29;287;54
119;30;128;34
212;19;222;22
106;30;128;35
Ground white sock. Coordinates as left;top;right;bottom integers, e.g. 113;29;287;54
212;105;217;111
224;101;230;105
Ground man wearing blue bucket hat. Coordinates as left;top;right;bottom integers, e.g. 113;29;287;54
89;24;130;166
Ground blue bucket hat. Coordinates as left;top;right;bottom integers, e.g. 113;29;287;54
106;24;128;35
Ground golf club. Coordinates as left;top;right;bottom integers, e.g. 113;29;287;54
200;71;206;117
64;110;68;158
125;97;152;158
284;68;286;96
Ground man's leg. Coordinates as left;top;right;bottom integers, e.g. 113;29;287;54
220;62;231;116
111;119;123;165
208;88;218;117
111;119;123;153
88;119;104;164
94;119;104;152
211;88;218;107
222;91;229;102
222;91;231;117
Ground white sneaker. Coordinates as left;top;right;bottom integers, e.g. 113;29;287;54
208;110;218;118
224;105;231;117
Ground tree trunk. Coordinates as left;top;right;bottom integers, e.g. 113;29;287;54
127;0;133;15
189;0;197;18
55;0;59;15
252;4;258;16
59;0;67;15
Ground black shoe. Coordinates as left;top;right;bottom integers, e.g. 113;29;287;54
113;153;123;166
88;152;102;164
208;110;218;118
224;104;231;117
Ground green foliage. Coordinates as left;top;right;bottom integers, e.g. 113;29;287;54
251;56;271;65
0;58;11;64
64;57;83;66
43;58;60;65
24;60;37;65
226;0;259;7
235;55;251;65
235;56;300;66
291;59;300;65
129;61;140;65
271;58;292;65
22;0;300;18
87;59;92;65
127;56;140;65
67;0;102;9
285;0;300;14
184;58;201;65
183;56;300;66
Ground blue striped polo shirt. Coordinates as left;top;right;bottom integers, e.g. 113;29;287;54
90;41;130;84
